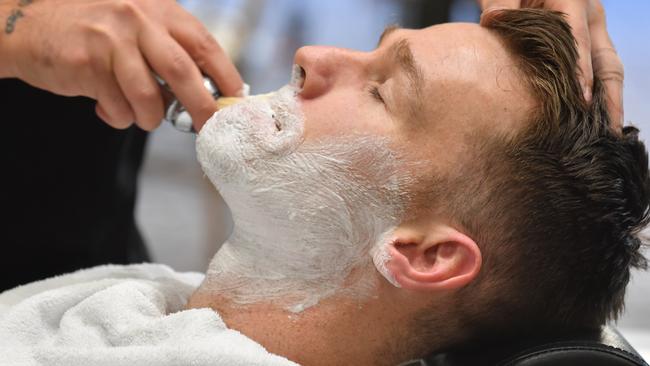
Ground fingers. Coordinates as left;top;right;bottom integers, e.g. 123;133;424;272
588;2;624;129
95;75;135;129
169;8;244;97
551;0;593;103
113;45;164;131
478;0;621;128
592;48;623;129
139;22;217;130
592;44;624;129
478;0;521;11
95;103;110;124
479;0;521;24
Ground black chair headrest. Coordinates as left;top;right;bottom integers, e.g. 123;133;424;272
399;325;648;366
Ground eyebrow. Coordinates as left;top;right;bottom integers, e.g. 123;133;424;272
377;24;400;47
377;25;425;121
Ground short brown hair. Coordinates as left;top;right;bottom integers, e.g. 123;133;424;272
443;8;649;342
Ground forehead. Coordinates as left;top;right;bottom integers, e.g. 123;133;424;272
389;23;534;151
382;23;508;81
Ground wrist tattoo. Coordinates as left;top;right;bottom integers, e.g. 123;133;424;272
5;0;34;34
5;9;23;34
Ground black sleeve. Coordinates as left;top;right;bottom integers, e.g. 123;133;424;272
0;79;150;291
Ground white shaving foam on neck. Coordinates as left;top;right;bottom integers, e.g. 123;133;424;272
196;68;408;312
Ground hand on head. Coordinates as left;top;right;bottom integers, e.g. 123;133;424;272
0;0;243;131
478;0;624;129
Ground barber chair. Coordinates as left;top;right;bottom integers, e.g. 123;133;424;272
400;325;648;366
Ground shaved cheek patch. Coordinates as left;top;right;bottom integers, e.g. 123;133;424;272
195;68;410;312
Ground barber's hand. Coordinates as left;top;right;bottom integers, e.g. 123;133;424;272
0;0;243;131
478;0;624;128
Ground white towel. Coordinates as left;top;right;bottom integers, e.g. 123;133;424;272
0;263;299;366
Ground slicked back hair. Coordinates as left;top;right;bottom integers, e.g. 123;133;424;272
437;8;649;343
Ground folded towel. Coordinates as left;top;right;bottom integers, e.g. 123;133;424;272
0;264;299;366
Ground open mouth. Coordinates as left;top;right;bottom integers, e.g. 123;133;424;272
272;113;282;132
269;65;305;133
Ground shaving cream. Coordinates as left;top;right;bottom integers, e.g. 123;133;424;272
196;66;408;312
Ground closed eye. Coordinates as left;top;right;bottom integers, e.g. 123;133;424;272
368;85;385;104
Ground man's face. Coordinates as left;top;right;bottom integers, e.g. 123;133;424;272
196;23;535;312
296;23;533;176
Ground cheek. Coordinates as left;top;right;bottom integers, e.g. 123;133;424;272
300;92;395;141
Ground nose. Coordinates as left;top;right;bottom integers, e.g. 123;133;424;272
294;45;367;99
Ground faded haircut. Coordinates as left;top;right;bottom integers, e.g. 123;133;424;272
430;8;649;346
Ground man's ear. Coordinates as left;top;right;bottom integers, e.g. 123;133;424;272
386;226;482;291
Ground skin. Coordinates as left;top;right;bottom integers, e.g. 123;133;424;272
478;0;624;128
0;1;620;132
0;0;243;131
188;23;535;366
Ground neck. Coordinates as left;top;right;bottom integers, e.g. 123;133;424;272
186;275;427;366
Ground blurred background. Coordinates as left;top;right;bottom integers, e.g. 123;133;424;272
135;0;649;357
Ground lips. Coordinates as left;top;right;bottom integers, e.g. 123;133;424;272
197;68;305;166
270;103;287;132
239;96;281;134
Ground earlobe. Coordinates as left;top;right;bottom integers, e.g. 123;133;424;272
386;229;482;292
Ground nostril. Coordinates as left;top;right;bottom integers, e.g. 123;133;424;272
299;66;306;88
291;64;306;89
